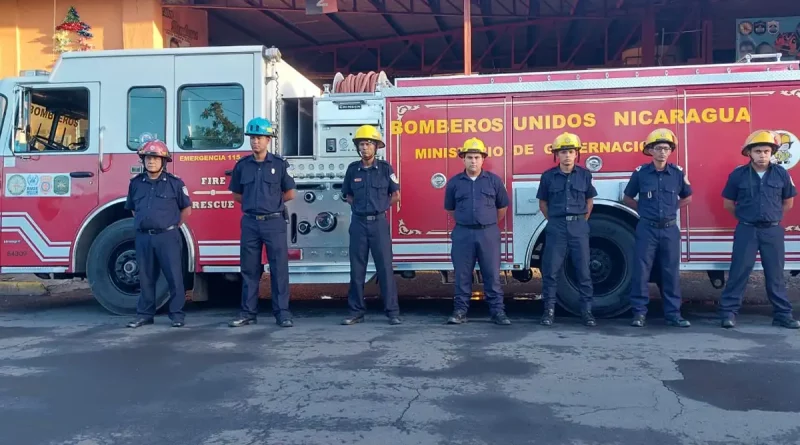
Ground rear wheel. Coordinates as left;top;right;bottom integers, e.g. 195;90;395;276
86;218;170;315
556;214;636;318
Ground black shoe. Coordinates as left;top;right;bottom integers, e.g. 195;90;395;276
631;314;646;327
540;308;555;326
447;311;467;324
126;318;153;328
492;311;511;325
171;321;185;328
772;316;800;329
665;316;691;328
721;314;736;329
342;315;365;325
228;317;257;327
388;317;403;325
278;319;294;328
582;311;596;327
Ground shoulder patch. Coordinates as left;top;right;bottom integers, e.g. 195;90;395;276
791;175;795;187
390;173;399;184
674;164;683;171
635;165;642;172
182;186;189;196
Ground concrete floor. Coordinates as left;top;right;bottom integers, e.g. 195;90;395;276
1;280;799;445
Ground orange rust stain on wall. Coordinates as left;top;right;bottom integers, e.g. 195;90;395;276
0;0;191;78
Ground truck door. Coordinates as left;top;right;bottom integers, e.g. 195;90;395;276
445;98;509;266
387;99;450;264
172;54;254;268
682;87;751;263
1;83;100;272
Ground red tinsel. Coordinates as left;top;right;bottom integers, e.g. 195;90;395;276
56;22;83;32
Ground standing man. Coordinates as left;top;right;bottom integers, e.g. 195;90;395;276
622;128;692;328
537;132;597;327
443;137;511;326
126;139;191;328
228;117;297;328
718;130;800;329
340;125;402;326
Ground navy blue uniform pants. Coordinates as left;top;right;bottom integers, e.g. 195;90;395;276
347;214;400;317
541;217;593;308
239;215;291;321
720;223;793;317
136;228;185;321
450;223;504;315
629;221;682;317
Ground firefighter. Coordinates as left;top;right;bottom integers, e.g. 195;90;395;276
443;137;511;326
125;138;192;328
536;132;597;327
228;117;297;328
718;130;800;329
340;125;402;326
622;128;692;328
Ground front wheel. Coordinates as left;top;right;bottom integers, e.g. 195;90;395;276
86;218;170;315
556;214;636;318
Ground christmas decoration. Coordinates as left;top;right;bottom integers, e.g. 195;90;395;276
53;6;94;53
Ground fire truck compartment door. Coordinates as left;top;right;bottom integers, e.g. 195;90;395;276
514;184;540;215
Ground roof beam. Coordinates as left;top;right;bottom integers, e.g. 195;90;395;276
242;0;319;45
367;0;425;65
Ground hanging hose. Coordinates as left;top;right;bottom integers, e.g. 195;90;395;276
331;71;391;94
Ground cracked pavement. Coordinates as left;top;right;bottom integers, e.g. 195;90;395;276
1;297;800;445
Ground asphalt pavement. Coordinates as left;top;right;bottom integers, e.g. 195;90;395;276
1;276;800;445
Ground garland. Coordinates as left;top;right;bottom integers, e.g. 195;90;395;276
54;6;94;53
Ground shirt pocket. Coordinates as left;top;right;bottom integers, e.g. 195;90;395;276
568;181;588;202
765;177;784;199
736;183;752;203
659;184;677;207
154;189;178;211
480;184;496;207
239;171;256;192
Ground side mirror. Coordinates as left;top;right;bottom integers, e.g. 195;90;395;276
13;87;30;152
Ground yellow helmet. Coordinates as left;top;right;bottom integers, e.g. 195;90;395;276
643;128;677;156
459;137;488;157
779;132;792;145
741;130;780;156
552;132;582;152
353;125;385;149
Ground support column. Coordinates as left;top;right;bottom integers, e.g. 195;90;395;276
122;0;164;49
463;0;471;75
641;1;655;66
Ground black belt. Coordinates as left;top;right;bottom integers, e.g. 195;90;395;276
353;211;386;221
742;221;779;228
456;223;496;229
138;225;176;235
642;218;677;229
245;212;283;221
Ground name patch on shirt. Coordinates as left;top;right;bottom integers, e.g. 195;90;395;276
354;178;363;182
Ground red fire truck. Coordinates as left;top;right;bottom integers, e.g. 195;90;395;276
1;46;800;317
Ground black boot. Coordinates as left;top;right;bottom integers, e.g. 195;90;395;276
665;315;691;328
341;315;365;325
126;318;153;328
721;314;736;329
581;304;596;327
630;314;646;327
447;311;467;324
228;317;257;327
540;307;555;326
773;315;800;329
491;311;511;326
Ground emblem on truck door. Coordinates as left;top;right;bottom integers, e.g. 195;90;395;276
431;173;447;189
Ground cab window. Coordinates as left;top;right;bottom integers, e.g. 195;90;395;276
27;88;89;152
127;87;166;150
178;84;244;150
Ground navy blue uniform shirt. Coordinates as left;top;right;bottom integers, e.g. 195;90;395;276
624;163;692;221
228;153;296;215
444;170;509;226
341;159;400;214
721;163;797;224
536;165;598;217
125;171;191;231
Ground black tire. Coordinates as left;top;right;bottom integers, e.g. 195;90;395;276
86;218;170;315
556;214;636;318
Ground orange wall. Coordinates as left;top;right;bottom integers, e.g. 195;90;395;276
0;0;196;78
